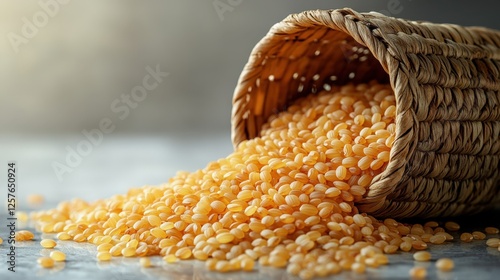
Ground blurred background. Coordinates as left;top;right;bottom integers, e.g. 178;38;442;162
1;0;499;207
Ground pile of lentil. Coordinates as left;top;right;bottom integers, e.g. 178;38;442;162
30;82;499;278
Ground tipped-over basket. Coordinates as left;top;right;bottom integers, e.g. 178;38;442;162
230;8;500;218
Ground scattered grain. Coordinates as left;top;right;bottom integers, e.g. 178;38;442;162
409;267;427;279
486;238;499;248
40;239;57;249
413;251;431;261
97;252;112;261
460;232;473;243
38;257;55;268
444;222;460;231
140;257;152;267
436;258;454;272
50;251;66;261
15;230;34;241
485;227;499;234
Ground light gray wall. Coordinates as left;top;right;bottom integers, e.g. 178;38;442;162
1;0;499;135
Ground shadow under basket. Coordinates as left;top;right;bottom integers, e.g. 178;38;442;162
230;8;500;219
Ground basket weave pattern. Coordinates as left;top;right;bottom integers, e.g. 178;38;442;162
231;8;500;218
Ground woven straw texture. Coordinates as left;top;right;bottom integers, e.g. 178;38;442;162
231;8;500;218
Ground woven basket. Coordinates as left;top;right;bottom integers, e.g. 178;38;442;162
230;8;500;218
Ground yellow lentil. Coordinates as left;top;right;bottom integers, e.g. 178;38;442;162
57;232;71;241
40;239;57;249
37;256;55;268
241;258;255;271
28;194;45;205
435;258;454;272
429;235;446;245
352;262;366;274
122;247;136;257
97;243;113;252
460;232;473;243
409;267;427;279
16;211;29;222
175;247;192;259
486;238;500;248
400;242;412;252
96;252;112;261
163;254;178;263
216;232;235;244
485;227;499;234
472;231;486;240
140;257;152;267
15;230;34;241
424;221;439;228
50;251;66;261
413;251;431;261
444;221;460;231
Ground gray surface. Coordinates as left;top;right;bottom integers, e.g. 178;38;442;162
0;136;499;279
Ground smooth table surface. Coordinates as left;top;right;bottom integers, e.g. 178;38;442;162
0;134;499;280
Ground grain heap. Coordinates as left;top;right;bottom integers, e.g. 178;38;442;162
31;82;494;278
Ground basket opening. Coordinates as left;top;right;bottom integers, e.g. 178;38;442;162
233;27;391;144
282;29;390;103
232;24;399;214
